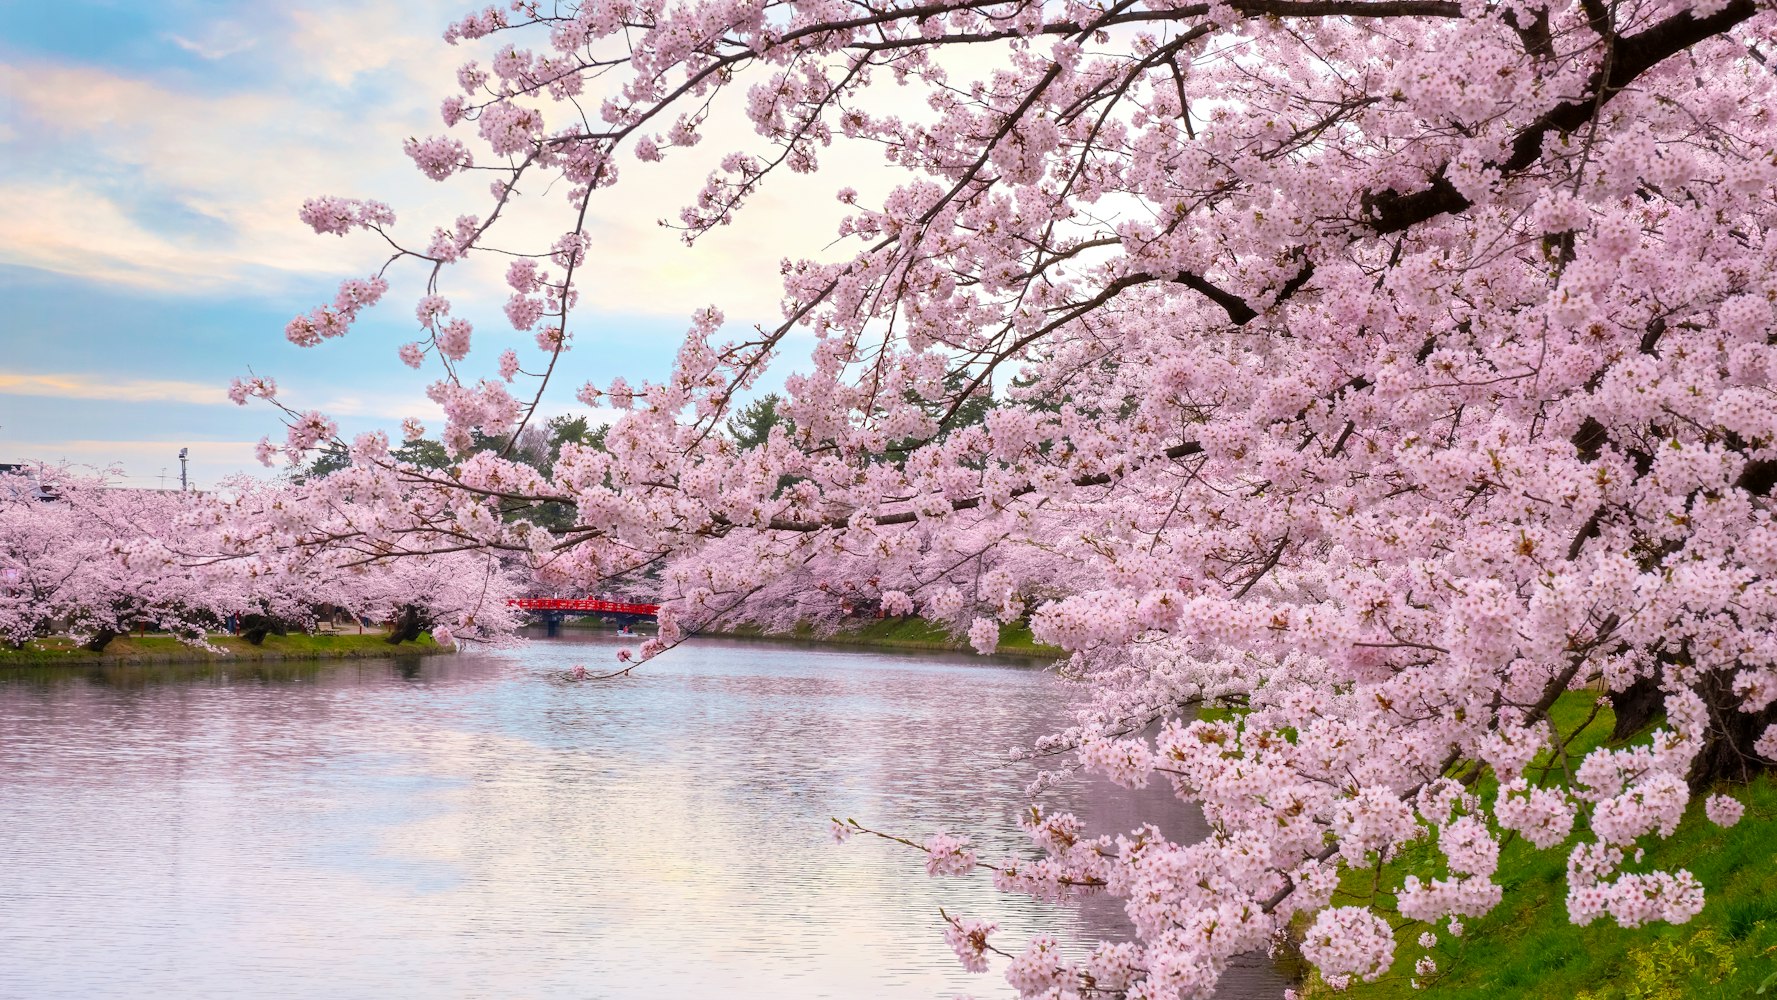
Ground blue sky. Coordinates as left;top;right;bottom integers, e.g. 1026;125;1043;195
0;0;861;488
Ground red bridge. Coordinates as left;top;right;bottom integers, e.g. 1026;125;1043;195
509;598;660;616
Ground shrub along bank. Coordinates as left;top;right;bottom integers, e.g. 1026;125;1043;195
693;617;1064;657
0;631;446;667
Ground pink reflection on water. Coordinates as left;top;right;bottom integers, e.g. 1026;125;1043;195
0;637;1286;998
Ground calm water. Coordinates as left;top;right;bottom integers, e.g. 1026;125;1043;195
0;635;1286;999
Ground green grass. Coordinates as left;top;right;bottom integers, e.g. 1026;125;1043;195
0;631;442;666
711;617;1064;657
1300;693;1777;999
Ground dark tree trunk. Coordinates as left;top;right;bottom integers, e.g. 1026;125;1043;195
240;614;273;645
1609;674;1664;741
386;605;424;645
1689;670;1777;792
239;614;290;645
83;629;118;653
1611;662;1774;790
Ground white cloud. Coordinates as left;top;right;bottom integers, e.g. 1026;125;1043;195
0;181;304;292
315;391;444;422
165;27;260;61
0;7;901;325
0;370;448;434
285;5;451;87
0;372;231;406
0;0;934;461
0;51;439;293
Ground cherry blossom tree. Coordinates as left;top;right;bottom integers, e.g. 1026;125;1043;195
0;470;91;646
182;474;529;647
0;469;523;652
262;0;1777;994
0;470;228;650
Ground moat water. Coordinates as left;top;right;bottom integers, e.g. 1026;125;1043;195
0;634;1286;998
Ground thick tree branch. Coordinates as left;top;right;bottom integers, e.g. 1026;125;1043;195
1364;0;1758;233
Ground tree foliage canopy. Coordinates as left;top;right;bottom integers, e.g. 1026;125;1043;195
243;0;1777;994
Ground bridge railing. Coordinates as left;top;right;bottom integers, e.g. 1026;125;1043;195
508;598;661;616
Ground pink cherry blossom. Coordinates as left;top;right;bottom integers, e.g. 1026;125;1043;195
1301;907;1394;984
966;617;998;655
924;832;977;877
1704;794;1745;828
944;916;998;975
404;135;473;181
249;0;1777;991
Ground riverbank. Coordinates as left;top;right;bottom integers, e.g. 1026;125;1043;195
1297;692;1777;999
0;632;446;668
560;615;1065;657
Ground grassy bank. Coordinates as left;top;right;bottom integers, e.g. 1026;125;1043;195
702;617;1064;658
1301;693;1777;999
0;631;445;667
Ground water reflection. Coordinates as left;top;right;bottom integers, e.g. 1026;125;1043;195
0;635;1285;998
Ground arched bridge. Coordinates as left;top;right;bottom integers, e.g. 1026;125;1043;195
508;598;660;636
